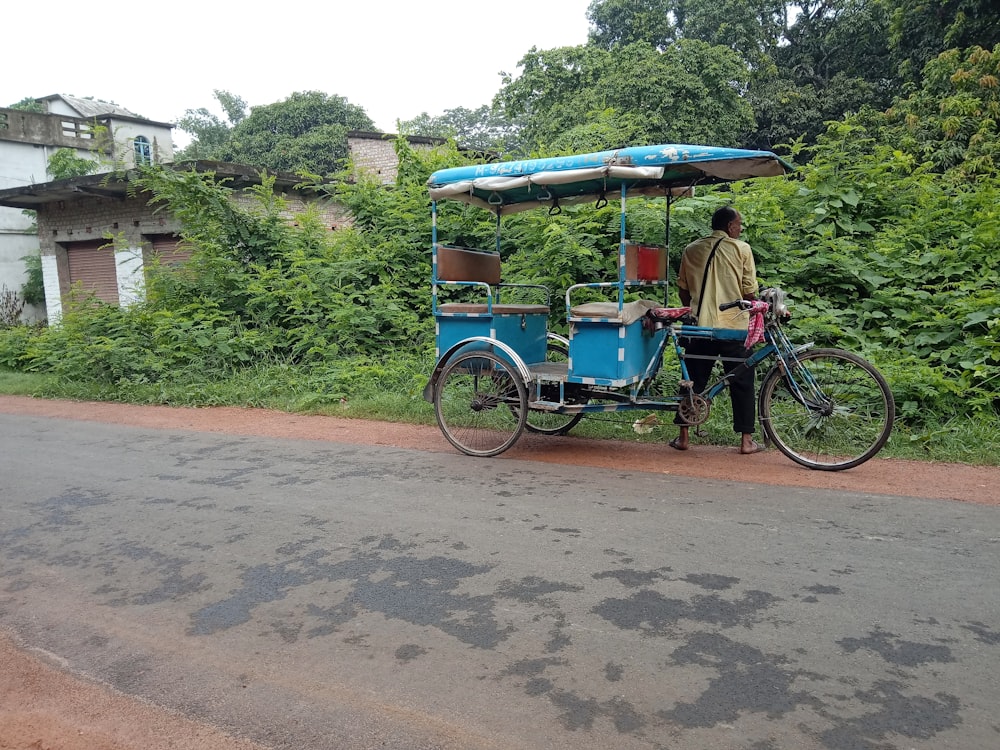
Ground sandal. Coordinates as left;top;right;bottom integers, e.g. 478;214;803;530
739;440;765;455
669;437;689;451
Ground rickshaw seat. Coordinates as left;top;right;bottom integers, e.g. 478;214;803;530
569;299;659;325
435;245;550;315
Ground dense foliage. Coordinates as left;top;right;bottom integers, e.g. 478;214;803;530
3;111;996;433
2;3;997;455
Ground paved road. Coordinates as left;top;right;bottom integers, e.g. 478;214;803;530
1;413;998;749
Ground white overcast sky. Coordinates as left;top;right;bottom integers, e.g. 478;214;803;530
3;0;593;144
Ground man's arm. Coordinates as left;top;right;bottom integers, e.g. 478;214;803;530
741;245;759;300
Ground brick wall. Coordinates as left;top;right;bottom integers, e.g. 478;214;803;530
348;131;446;184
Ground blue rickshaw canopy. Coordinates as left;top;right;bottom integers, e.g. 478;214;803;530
427;144;794;215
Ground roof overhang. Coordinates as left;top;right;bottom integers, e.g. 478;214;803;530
0;161;315;210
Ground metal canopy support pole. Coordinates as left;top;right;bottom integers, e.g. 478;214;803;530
664;193;672;300
619;182;627;309
495;210;502;254
431;200;439;311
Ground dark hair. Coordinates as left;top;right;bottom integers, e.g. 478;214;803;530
711;206;739;231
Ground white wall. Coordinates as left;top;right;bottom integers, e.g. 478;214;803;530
116;248;145;307
109;119;174;166
0;141;49;322
41;253;60;323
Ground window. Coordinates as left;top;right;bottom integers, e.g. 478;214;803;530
62;120;92;139
133;135;152;165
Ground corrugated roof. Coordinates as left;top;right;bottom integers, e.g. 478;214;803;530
49;93;142;119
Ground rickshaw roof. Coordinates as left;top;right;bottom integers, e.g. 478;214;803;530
427;143;793;215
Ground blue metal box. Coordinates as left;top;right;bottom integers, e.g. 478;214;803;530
436;308;548;364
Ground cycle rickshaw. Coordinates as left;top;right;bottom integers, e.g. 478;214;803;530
422;144;894;471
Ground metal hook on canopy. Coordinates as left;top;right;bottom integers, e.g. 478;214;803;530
595;178;609;209
487;191;503;205
547;196;562;216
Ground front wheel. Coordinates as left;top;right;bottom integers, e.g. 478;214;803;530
434;350;528;457
759;348;894;471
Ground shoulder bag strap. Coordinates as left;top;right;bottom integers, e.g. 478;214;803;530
696;236;727;320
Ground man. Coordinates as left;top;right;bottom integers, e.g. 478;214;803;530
671;206;764;454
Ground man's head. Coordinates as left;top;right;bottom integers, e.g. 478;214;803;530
712;206;743;238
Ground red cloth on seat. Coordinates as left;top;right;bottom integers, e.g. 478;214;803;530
648;306;692;321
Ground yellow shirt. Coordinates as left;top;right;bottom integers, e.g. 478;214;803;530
677;230;758;330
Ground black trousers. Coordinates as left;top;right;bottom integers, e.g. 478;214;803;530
674;337;756;434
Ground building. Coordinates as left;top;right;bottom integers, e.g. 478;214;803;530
0;162;349;321
0;114;446;324
0;95;174;322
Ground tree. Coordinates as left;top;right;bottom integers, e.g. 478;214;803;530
673;0;787;67
19;253;45;307
47;148;100;179
881;45;1000;177
742;1;896;149
175;90;248;161
397;105;523;155
495;40;753;152
882;0;1000;83
587;0;676;50
662;0;898;151
219;91;374;176
7;97;44;112
495;44;612;150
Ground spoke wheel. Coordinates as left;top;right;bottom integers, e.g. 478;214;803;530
759;348;894;471
522;341;584;436
434;350;528;457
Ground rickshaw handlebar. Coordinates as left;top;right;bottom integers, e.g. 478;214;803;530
720;291;791;320
719;299;753;312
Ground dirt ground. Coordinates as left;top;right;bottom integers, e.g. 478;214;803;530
1;394;997;750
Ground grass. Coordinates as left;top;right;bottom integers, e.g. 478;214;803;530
3;363;998;467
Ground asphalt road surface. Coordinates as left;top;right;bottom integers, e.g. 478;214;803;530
1;412;999;749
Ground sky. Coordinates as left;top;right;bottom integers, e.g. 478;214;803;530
3;0;593;146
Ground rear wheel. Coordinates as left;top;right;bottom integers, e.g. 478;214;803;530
759;348;894;471
434;350;528;457
523;340;584;436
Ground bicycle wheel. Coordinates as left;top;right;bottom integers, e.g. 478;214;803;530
522;340;584;436
434;350;528;457
759;348;894;471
